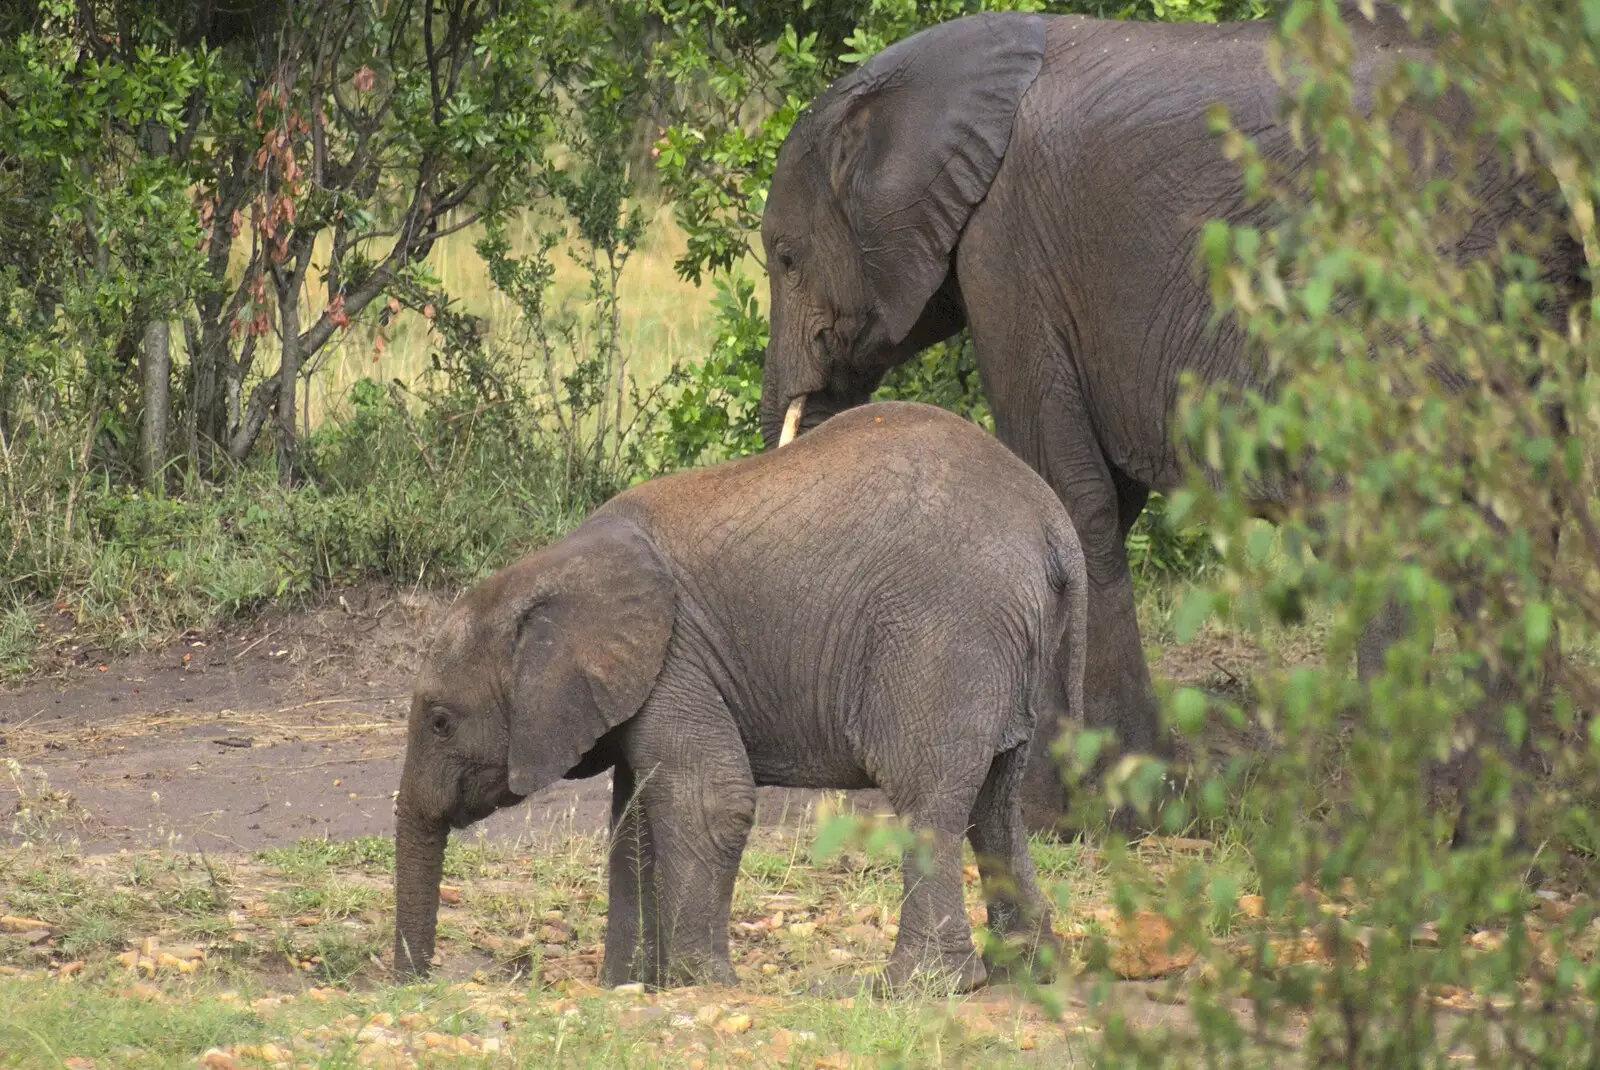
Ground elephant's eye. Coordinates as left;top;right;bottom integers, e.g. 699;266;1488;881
774;246;795;272
429;709;452;739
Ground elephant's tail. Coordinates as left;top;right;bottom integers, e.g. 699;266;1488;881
1040;515;1088;733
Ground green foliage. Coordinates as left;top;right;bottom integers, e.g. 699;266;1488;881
1070;1;1600;1063
1126;492;1218;586
651;273;771;467
0;350;607;649
0;0;658;483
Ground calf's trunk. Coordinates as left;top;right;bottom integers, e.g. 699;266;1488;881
394;809;448;977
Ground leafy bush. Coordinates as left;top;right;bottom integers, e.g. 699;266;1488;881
1063;2;1600;1063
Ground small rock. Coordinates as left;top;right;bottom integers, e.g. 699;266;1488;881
438;886;463;906
788;922;817;938
420;1031;479;1053
1236;895;1266;919
716;1013;754;1034
827;948;852;963
1536;894;1574;924
57;961;84;979
613;982;646;995
198;1050;240;1069
1469;930;1506;952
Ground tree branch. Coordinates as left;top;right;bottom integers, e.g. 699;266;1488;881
227;372;280;461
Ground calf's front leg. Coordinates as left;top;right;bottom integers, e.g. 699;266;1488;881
601;760;661;987
626;678;757;988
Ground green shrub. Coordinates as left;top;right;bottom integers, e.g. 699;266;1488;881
1066;2;1600;1064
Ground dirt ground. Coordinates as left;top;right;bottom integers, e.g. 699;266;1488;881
0;586;898;854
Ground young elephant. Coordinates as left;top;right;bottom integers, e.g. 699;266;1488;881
393;402;1088;993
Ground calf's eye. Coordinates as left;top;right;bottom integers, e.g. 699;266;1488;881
429;710;451;738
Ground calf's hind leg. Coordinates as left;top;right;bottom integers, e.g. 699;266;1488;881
968;744;1060;984
863;667;1019;995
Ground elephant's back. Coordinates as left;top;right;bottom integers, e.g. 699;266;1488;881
759;401;1066;536
608;401;1067;585
976;9;1426;489
602;403;1070;751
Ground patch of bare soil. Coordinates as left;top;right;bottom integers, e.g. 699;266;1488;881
0;586;885;853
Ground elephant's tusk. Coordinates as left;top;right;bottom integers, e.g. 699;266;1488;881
778;395;806;447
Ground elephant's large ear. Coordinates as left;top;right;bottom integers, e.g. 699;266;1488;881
823;13;1045;342
503;515;675;797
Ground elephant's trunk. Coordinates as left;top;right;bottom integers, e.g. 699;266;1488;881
393;808;448;978
778;395;806;447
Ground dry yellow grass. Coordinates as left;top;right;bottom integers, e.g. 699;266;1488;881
300;203;740;424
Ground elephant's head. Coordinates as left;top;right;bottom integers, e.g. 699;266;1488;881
392;514;675;977
758;13;1046;448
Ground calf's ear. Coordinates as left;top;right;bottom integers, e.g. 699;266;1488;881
502;515;676;796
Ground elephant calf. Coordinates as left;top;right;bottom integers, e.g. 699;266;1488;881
393;401;1088;993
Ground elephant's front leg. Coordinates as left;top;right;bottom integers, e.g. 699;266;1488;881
626;681;756;988
602;760;660;987
1020;429;1167;833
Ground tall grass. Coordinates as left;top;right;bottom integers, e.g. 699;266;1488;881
303;205;731;426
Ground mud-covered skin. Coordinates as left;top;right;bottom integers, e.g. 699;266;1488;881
393;402;1089;992
757;5;1583;830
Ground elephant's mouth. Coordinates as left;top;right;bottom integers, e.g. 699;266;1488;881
445;783;524;830
773;386;865;447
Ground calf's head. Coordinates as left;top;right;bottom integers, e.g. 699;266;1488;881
392;515;676;976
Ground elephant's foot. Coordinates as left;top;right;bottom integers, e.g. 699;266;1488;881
658;953;738;990
980;928;1061;986
878;946;988;998
808;954;987;1001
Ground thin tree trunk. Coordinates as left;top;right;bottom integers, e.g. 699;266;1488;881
137;118;173;489
139;316;171;489
275;283;302;485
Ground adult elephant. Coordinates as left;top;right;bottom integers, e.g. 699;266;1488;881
757;4;1582;829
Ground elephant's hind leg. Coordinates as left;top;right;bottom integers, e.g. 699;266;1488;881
967;744;1059;984
870;723;998;992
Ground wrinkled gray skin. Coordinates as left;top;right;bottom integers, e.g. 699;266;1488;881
758;5;1583;832
394;403;1088;993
